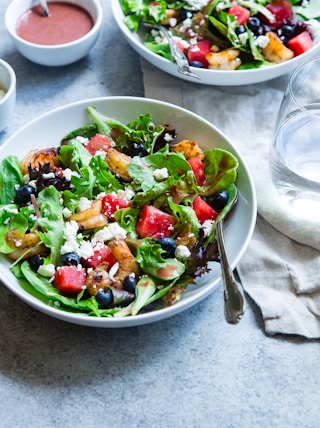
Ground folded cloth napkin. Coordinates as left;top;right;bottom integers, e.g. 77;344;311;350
142;59;320;339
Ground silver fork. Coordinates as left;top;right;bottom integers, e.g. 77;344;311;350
142;23;200;80
216;219;245;324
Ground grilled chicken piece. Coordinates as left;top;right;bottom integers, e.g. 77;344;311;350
105;148;132;181
86;262;111;296
206;49;242;70
108;238;140;288
6;231;48;260
68;199;108;231
261;32;294;63
86;238;139;295
20;147;60;175
171;140;204;160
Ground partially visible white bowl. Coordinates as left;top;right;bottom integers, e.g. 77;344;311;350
0;59;16;132
5;0;103;67
112;0;320;86
0;96;256;327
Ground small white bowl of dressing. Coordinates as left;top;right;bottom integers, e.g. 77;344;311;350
0;59;16;132
5;0;103;67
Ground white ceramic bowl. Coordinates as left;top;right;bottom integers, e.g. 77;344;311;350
0;59;16;132
0;96;256;327
5;0;103;66
112;0;320;86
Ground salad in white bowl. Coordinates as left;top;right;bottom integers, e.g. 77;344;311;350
0;97;256;327
114;0;320;84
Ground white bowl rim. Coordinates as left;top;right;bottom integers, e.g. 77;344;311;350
0;59;16;105
5;0;103;49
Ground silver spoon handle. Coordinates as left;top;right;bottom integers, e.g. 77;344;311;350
39;0;50;17
142;23;200;80
216;220;245;324
159;26;200;80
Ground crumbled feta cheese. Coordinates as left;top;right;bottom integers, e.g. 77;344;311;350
307;19;320;39
61;239;79;255
62;168;79;181
63;220;79;240
78;240;95;259
76;136;89;144
153;167;169;181
38;263;56;277
95;149;108;157
175;37;190;49
151;29;166;45
163;132;174;142
175;245;191;260
169;17;177;27
62;207;72;218
184;0;207;9
216;2;225;13
42;172;55;180
28;180;37;190
94;223;127;242
238;32;248;46
255;35;269;48
180;18;192;32
78;197;92;211
117;187;135;201
202;219;215;237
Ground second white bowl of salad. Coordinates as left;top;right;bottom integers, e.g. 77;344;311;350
113;0;320;85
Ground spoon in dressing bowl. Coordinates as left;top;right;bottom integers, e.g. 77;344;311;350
39;0;50;17
216;194;245;324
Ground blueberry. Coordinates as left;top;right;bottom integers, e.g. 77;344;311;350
207;190;229;212
189;61;204;68
14;184;35;204
60;252;81;266
95;288;114;309
122;275;137;293
132;143;148;157
280;25;295;39
157;237;177;259
278;24;296;42
29;255;44;271
235;25;246;35
247;17;261;35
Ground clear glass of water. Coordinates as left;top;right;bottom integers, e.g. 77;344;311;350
270;56;320;214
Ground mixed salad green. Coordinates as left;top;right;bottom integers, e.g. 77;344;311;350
0;106;239;317
120;0;320;70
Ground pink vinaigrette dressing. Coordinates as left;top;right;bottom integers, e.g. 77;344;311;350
16;2;93;46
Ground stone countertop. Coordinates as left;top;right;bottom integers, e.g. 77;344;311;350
0;2;319;428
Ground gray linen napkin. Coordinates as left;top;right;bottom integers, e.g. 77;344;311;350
142;59;320;338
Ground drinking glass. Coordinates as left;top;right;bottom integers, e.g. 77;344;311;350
269;56;320;214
